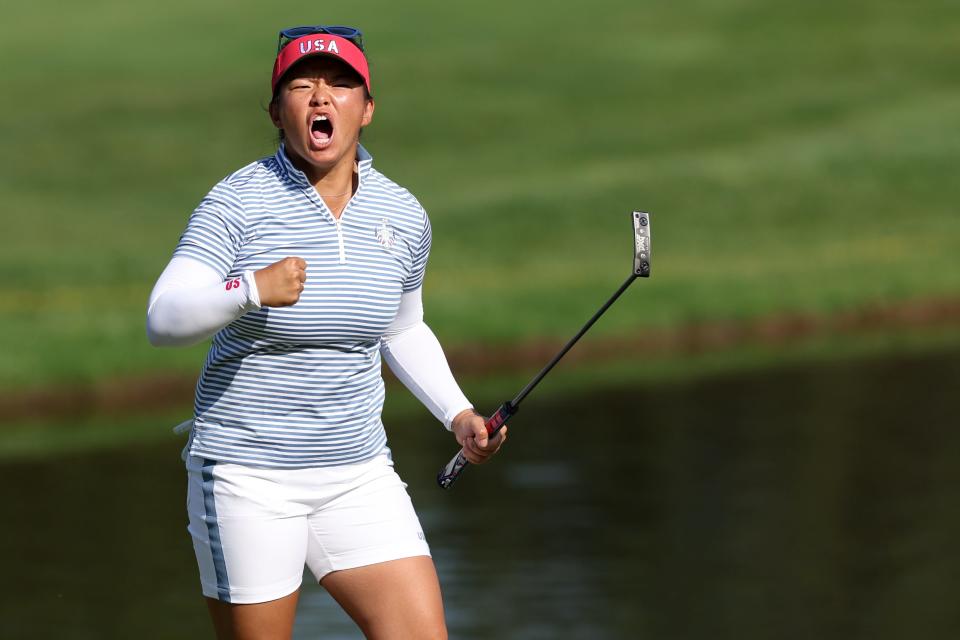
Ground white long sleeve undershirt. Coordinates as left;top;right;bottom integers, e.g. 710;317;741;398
146;256;261;347
379;288;473;430
146;256;472;429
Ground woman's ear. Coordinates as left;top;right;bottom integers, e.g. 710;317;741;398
361;98;375;128
268;96;282;129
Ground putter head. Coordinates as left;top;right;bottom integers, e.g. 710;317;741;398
632;211;652;277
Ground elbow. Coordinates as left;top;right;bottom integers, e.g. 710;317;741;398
146;311;163;347
146;322;176;347
146;306;170;347
146;299;168;347
147;327;199;348
146;294;205;347
146;313;194;348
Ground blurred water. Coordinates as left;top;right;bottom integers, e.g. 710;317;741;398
1;349;957;639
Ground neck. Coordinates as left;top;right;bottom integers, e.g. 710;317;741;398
282;143;359;217
310;159;355;195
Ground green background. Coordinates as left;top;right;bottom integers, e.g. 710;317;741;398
2;3;959;637
1;0;958;432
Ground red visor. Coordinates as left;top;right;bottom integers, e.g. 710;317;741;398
271;34;370;93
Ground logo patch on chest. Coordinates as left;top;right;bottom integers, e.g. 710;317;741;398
375;218;396;249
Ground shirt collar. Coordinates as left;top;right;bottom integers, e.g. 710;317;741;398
274;143;374;188
356;143;373;182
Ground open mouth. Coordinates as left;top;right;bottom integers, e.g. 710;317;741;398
311;114;334;146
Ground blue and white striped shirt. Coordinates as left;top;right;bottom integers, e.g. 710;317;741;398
175;144;431;468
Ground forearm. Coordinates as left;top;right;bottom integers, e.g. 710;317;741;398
380;290;472;429
146;256;261;347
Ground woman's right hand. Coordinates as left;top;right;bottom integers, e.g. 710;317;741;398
254;257;307;307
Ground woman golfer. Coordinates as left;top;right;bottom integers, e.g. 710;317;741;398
147;25;505;639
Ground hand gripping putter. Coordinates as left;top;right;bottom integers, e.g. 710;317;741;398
437;211;653;489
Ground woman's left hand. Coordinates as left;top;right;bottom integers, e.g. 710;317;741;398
450;409;507;464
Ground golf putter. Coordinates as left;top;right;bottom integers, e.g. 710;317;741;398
437;211;652;489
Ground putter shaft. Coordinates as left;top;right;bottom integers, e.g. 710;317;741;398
437;212;651;489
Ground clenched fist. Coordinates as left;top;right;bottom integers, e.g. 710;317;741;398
254;257;307;307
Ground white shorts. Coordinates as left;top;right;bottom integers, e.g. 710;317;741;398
185;453;431;604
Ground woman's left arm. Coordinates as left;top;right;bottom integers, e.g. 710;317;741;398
380;289;506;464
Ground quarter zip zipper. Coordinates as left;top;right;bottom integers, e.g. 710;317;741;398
305;166;361;265
334;217;347;264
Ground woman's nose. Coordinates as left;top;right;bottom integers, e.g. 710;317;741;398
310;86;332;105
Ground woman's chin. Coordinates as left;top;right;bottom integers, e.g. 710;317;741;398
285;139;344;174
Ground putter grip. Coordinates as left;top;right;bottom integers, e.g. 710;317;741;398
437;401;514;489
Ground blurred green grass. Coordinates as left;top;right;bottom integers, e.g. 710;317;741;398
1;0;959;388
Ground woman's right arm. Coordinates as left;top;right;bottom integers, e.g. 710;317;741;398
147;256;308;347
146;256;260;347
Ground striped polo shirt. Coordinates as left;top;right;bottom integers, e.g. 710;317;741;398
174;144;431;468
